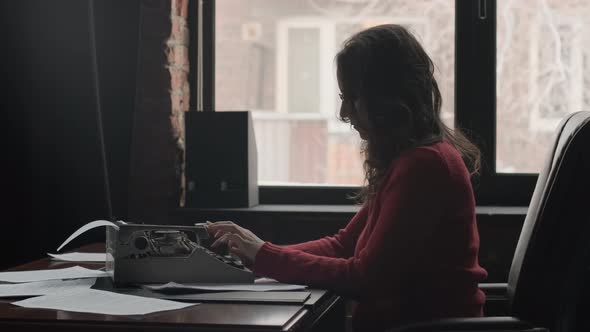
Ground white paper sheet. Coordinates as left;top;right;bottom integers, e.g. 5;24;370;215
48;252;106;262
0;278;96;297
56;220;120;252
12;288;196;315
144;281;307;292
0;266;108;283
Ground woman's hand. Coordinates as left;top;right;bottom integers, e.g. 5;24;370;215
205;221;265;266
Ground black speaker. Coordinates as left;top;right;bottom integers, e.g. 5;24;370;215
185;111;258;208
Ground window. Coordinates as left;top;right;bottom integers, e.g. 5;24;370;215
213;0;455;188
496;0;589;174
193;0;589;206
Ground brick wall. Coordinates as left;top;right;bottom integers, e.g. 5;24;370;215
128;0;186;223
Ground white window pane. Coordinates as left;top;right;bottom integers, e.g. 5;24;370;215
216;0;455;185
496;0;589;173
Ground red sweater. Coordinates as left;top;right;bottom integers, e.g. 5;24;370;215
253;141;488;331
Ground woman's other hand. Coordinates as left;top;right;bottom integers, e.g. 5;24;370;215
205;221;265;266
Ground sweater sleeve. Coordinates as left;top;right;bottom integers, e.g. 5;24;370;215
281;206;368;258
253;150;450;300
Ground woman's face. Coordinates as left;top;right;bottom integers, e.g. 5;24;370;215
338;79;370;140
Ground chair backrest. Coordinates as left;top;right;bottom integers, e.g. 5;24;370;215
507;111;590;330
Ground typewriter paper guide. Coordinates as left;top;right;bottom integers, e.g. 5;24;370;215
56;220;120;252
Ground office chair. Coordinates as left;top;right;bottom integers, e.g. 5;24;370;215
389;111;590;332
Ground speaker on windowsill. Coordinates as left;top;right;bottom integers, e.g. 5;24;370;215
184;111;258;208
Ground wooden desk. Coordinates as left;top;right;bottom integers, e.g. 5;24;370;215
0;247;344;332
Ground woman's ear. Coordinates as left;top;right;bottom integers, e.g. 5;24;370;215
370;97;415;138
352;98;363;113
365;97;397;126
391;101;415;138
353;97;370;125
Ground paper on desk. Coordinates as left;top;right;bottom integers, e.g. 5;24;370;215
56;220;120;252
255;277;281;283
48;252;106;262
144;281;307;292
0;266;108;283
12;288;196;315
0;278;96;298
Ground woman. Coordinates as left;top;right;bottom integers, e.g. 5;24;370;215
206;24;487;331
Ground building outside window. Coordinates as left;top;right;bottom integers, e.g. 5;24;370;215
496;0;590;173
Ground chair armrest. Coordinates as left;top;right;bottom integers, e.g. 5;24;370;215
480;283;510;316
479;283;508;297
388;316;548;332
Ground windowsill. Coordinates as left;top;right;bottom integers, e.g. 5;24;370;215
176;205;528;216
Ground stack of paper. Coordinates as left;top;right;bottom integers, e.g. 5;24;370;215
1;265;197;315
0;266;109;283
13;288;195;315
0;278;96;297
144;281;307;292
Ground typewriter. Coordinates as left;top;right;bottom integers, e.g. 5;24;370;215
105;221;255;285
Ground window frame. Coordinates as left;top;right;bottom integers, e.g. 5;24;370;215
191;0;538;207
456;0;536;206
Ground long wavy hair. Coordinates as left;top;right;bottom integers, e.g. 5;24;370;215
336;24;481;204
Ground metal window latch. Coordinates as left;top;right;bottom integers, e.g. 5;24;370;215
478;0;487;20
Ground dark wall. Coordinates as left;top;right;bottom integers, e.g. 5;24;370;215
94;0;141;221
0;0;139;268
